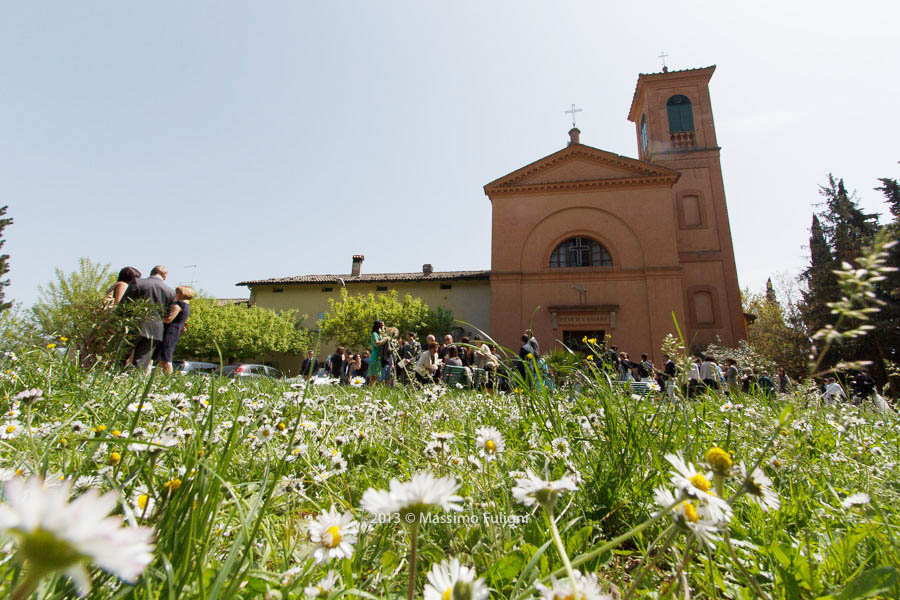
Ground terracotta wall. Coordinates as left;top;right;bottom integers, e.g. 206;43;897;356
489;185;688;363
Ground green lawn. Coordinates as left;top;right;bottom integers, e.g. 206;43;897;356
0;347;897;599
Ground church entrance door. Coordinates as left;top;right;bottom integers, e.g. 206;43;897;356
562;330;605;355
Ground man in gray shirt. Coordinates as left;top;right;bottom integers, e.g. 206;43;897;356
121;265;175;373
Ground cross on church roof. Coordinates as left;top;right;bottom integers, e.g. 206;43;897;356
658;51;669;71
565;103;582;128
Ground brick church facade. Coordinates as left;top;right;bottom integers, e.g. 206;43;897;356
240;65;745;371
486;65;745;361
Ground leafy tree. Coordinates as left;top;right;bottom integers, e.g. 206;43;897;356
0;206;12;313
30;258;155;367
32;258;115;338
319;288;455;350
177;299;314;363
743;283;808;378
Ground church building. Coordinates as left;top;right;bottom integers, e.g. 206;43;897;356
239;65;745;372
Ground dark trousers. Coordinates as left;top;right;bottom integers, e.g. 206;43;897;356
132;337;157;368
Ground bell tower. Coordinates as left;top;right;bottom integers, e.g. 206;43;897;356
627;65;746;348
628;65;720;161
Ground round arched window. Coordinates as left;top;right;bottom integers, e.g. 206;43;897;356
549;237;613;268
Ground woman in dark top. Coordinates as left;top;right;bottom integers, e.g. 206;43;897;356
154;285;195;373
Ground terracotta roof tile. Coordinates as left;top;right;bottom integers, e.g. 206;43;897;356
237;270;490;286
628;65;716;121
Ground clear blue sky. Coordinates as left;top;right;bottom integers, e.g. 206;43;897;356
3;1;897;307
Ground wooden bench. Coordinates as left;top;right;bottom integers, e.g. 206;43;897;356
471;367;486;388
441;365;471;388
613;380;655;397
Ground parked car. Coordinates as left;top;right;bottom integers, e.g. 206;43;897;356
172;361;221;375
221;364;284;379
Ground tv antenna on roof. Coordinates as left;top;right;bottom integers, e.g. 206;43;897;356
184;264;198;288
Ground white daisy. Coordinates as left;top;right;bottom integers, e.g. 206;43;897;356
257;424;275;443
737;462;780;512
654;486;722;549
126;401;156;414
281;565;304;586
132;487;157;518
665;453;732;521
12;388;43;403
127;435;178;454
424;557;490;600
424;441;441;457
535;570;611;600
550;437;571;458
305;570;340;597
511;469;578;509
475;427;505;461
349;376;366;387
841;492;870;510
307;504;358;564
361;471;463;519
0;477;154;597
1;420;21;440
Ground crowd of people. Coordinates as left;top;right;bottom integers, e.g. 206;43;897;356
104;265;194;375
305;325;883;406
306;321;543;390
595;349;794;399
591;346;882;405
100;275;884;406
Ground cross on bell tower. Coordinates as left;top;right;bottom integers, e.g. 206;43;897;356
565;104;582;128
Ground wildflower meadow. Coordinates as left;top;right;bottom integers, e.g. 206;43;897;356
0;344;897;600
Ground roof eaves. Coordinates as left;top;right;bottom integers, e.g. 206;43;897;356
236;270;491;287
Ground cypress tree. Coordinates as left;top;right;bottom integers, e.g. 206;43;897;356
818;174;879;265
872;178;900;394
801;214;839;338
0;206;12;313
875;177;900;218
765;277;777;304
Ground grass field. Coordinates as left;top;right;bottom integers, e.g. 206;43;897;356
0;346;898;599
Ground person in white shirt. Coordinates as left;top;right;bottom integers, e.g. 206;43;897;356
822;378;846;405
699;356;719;390
473;336;492;369
415;341;440;385
688;357;703;398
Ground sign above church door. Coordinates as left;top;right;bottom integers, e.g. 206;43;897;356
548;304;618;331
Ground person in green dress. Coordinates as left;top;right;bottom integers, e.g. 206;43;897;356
368;320;390;386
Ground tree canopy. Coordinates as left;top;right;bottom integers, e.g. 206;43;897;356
177;299;314;363
319;288;455;351
0;206;12;313
32;257;116;338
799;173;899;392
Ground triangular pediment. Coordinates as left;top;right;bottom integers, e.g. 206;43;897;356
484;143;679;196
